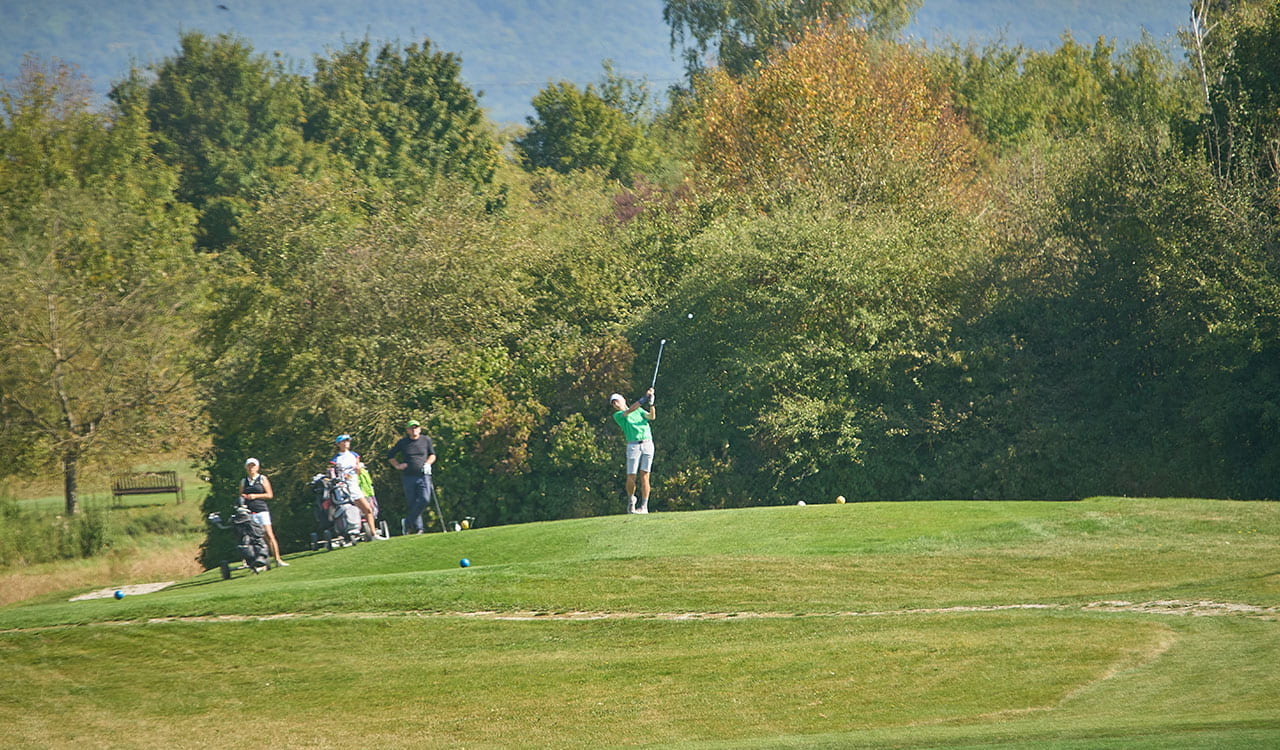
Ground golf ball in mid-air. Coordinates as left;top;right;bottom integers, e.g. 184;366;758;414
836;496;846;504
459;558;471;568
687;313;694;319
114;590;125;600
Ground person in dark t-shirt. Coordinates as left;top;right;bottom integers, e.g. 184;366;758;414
385;420;437;534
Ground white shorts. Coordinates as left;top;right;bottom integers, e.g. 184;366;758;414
625;439;654;475
251;510;272;526
344;477;365;500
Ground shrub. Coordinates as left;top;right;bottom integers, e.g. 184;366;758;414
0;500;115;567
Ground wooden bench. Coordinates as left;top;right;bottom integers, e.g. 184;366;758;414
112;471;185;505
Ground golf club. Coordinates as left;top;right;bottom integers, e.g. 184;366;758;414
432;485;448;533
650;339;667;390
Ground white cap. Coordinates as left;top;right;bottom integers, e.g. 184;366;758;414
245;457;259;466
609;393;626;406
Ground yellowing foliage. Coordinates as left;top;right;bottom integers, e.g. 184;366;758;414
694;24;979;208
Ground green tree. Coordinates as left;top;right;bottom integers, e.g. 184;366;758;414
197;175;531;563
628;201;985;506
937;35;1196;152
596;60;661;126
664;0;923;78
0;59;200;514
305;38;499;196
111;32;322;251
1199;0;1280;193
951;125;1280;499
515;81;661;184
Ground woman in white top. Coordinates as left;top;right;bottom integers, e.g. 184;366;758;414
332;434;380;539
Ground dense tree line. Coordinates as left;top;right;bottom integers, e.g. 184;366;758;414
2;2;1276;567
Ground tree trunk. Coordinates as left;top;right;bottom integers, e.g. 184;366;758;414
63;451;80;516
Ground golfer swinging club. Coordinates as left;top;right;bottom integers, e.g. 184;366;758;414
611;388;655;514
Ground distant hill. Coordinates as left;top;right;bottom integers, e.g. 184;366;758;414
910;0;1188;49
2;0;1190;125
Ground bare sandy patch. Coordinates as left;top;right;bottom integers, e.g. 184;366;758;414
70;582;175;601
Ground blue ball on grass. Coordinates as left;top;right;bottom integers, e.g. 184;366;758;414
113;590;125;600
459;558;471;568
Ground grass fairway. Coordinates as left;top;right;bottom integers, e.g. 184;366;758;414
2;497;1277;748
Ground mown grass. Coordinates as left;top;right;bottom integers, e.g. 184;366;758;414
1;497;1277;748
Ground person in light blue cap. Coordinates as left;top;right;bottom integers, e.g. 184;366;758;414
332;433;381;539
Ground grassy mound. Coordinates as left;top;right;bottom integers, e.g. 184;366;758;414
2;498;1277;747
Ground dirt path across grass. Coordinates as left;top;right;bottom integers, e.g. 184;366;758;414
125;599;1278;625
4;599;1275;635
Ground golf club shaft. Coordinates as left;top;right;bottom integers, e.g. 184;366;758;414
650;339;666;390
432;485;447;533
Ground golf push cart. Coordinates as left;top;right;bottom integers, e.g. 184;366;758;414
309;466;390;551
206;502;272;580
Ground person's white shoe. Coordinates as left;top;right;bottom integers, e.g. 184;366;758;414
635;507;649;514
276;560;290;567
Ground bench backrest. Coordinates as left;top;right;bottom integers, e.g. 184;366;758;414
113;471;181;492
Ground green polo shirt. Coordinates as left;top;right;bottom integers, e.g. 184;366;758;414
613;408;652;442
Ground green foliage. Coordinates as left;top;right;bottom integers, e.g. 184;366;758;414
515;81;662;184
0;499;113;566
1192;0;1280;197
6;2;1277;557
306;38;500;197
926;124;1279;500
194;165;700;560
664;0;925;78
197;176;535;563
936;34;1199;151
632;202;986;504
0;58;202;514
111;32;323;251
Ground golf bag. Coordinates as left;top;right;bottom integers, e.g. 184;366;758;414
309;468;374;549
207;502;271;579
